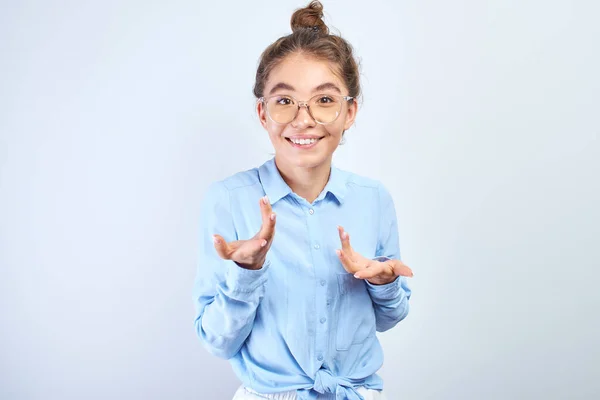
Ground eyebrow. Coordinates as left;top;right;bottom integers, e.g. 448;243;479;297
267;82;342;96
314;82;342;94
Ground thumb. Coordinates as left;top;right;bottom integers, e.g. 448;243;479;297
212;234;231;260
392;260;414;277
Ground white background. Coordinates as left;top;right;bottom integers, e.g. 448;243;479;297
1;0;598;399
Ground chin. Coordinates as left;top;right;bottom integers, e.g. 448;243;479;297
286;153;330;169
273;136;337;169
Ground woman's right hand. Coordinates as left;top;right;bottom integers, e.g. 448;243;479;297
212;196;276;270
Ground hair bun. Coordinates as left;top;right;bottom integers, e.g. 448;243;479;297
290;1;329;35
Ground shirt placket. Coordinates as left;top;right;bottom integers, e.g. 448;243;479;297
305;201;329;367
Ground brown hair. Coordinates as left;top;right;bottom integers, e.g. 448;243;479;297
253;1;361;101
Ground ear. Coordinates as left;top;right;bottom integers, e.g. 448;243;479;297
257;100;268;130
343;99;358;131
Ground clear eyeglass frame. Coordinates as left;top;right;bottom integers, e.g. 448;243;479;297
258;93;355;125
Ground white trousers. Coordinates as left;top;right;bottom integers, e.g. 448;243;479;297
232;385;388;400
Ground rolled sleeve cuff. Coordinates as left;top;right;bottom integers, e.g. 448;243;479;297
225;259;270;293
365;275;401;300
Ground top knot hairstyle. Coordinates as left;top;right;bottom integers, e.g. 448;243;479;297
290;0;329;35
253;1;361;101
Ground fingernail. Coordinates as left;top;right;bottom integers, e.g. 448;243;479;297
343;232;348;239
354;273;360;279
335;249;341;257
213;236;219;244
262;196;269;204
270;213;276;221
261;239;267;247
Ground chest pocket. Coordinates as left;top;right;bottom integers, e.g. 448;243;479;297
335;272;376;351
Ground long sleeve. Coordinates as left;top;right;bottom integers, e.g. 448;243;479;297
192;182;269;359
365;184;412;332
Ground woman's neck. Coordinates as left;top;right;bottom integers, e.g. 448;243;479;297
274;156;332;204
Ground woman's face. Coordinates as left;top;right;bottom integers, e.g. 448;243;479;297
257;53;357;170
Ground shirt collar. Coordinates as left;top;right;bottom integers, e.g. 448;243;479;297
258;157;348;205
258;158;292;205
319;163;348;204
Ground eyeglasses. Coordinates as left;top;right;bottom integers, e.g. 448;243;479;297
258;94;354;125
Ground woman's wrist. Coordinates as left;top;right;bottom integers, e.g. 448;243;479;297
367;276;397;286
235;259;266;271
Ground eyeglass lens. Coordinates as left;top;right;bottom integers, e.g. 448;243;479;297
266;94;344;124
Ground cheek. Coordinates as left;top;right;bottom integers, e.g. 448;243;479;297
266;123;286;141
332;109;350;134
325;122;345;138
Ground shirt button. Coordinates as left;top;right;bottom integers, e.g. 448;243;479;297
314;243;320;250
320;280;326;286
320;317;326;324
317;355;323;361
326;300;330;306
309;209;314;215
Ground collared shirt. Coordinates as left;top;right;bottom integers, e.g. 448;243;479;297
192;158;412;400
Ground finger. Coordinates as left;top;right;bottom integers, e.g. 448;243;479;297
258;196;276;240
392;260;414;277
354;262;391;280
337;226;354;258
336;248;360;274
227;237;268;265
241;237;269;257
212;234;232;260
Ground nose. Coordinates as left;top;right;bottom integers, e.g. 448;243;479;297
291;102;316;129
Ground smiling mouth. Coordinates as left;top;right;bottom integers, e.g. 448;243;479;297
286;137;323;147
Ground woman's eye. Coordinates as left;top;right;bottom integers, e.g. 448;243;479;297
318;96;334;104
276;97;293;105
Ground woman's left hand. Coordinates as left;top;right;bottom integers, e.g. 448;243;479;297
336;226;413;285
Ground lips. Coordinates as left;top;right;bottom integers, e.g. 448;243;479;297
285;136;323;149
285;136;324;141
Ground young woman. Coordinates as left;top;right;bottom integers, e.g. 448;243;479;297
193;2;413;399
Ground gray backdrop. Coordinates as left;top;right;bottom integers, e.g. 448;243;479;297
1;0;598;399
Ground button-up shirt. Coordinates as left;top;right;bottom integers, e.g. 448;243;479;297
192;157;412;400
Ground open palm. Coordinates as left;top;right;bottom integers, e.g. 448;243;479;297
212;196;276;270
336;226;413;285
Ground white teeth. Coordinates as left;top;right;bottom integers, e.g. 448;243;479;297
291;138;318;145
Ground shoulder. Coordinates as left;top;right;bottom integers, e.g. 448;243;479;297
337;166;393;204
203;166;261;204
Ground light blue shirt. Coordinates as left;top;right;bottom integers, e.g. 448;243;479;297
192;158;412;400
